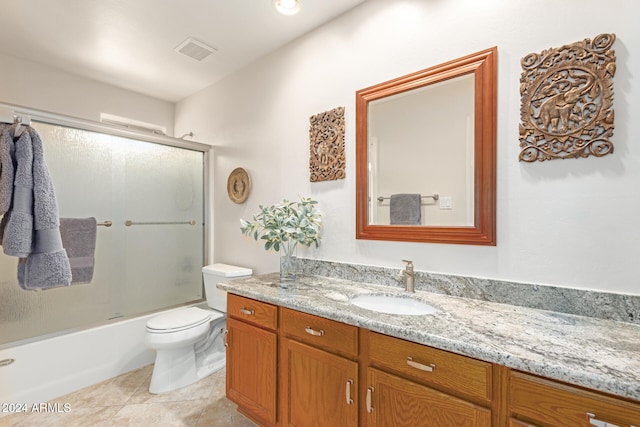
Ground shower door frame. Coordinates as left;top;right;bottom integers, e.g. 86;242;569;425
0;102;212;348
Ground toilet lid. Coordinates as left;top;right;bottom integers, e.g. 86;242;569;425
146;307;218;332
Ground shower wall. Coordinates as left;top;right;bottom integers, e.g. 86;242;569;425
0;122;205;346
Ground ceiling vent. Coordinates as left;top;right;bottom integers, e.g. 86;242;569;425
174;37;217;61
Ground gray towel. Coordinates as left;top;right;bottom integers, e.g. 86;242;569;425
390;193;422;225
17;251;72;290
0;124;15;218
2;128;35;256
60;218;97;284
0;125;15;246
3;126;71;290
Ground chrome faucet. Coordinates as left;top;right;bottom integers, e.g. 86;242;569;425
402;260;415;293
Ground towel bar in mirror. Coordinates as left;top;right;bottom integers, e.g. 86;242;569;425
355;47;497;245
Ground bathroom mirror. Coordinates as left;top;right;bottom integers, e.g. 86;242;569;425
356;47;497;245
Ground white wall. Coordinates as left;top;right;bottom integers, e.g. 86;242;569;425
0;53;174;135
180;0;639;295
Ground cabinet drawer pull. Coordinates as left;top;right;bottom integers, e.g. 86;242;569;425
305;326;325;337
239;308;255;315
407;356;435;372
587;412;630;427
345;379;354;405
366;386;374;413
223;328;229;348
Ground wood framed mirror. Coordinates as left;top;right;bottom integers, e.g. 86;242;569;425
356;47;497;245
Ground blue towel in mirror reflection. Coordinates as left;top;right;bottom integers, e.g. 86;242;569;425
389;194;421;225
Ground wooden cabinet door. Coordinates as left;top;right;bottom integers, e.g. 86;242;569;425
226;317;277;427
282;338;358;427
367;367;492;427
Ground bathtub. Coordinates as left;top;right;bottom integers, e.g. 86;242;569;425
0;305;200;405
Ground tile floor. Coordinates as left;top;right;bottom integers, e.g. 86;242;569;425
0;365;256;427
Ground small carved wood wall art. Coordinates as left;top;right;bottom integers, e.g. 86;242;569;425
519;33;616;162
309;106;345;181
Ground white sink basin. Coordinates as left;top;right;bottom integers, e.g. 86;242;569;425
350;294;438;315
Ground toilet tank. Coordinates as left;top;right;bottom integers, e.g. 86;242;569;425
202;263;252;312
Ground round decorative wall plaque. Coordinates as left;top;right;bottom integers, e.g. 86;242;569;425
227;167;251;204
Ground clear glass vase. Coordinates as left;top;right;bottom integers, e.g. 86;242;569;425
280;240;299;282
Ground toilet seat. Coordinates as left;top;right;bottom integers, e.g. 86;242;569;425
146;307;223;334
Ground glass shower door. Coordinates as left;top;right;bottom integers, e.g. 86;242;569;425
0;121;205;345
119;137;204;317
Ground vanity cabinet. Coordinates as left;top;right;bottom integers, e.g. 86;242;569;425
508;371;640;427
366;331;492;426
224;294;640;427
226;294;278;427
280;308;359;427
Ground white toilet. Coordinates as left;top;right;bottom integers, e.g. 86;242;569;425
144;263;252;394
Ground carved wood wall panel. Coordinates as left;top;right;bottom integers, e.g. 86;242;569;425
519;33;616;162
309;106;345;182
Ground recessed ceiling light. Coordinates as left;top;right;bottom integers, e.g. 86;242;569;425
273;0;301;15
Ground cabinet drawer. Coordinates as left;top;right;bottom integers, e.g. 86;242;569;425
281;308;358;357
509;371;640;427
227;294;278;331
368;331;492;402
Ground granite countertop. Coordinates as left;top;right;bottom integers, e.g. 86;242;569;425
217;273;640;401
